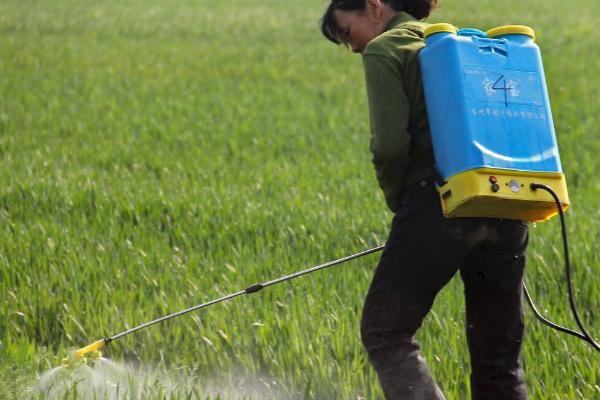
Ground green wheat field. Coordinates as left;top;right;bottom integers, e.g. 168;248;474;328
1;0;599;398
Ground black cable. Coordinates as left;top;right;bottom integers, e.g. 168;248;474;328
528;183;600;352
522;282;589;342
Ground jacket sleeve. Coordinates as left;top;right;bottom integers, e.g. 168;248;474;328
362;53;411;212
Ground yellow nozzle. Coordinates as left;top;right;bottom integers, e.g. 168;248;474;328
60;339;107;368
73;339;107;359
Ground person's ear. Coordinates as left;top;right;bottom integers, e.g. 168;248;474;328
366;0;382;22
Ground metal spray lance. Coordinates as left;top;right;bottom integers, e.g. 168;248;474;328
61;245;385;366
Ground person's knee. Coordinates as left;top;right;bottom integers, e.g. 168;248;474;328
360;311;414;356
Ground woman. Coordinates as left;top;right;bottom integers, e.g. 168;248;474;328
320;1;529;399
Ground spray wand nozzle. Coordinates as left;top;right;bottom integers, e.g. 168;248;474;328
61;338;111;368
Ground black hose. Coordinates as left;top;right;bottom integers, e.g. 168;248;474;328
522;282;589;342
527;183;600;352
103;186;599;354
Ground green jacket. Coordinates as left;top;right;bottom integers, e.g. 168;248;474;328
362;12;434;212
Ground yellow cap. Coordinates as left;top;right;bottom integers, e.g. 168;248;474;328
424;23;458;38
487;25;536;41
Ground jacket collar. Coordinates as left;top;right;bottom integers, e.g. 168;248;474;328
384;12;417;32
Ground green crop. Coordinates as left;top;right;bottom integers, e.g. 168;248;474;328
1;0;598;398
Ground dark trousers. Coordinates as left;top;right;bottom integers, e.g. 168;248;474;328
361;178;528;400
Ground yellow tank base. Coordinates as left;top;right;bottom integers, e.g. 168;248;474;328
437;168;569;222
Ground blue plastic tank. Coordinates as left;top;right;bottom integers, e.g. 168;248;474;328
419;24;562;180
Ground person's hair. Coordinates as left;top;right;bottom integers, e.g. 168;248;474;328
320;0;439;44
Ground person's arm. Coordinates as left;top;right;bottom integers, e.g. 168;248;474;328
363;52;411;212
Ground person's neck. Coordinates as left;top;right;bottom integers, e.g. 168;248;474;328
379;6;398;30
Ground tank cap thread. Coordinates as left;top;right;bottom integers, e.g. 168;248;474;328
487;25;536;41
424;23;458;38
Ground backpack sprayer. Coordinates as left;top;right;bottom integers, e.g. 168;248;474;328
62;24;598;367
419;23;598;351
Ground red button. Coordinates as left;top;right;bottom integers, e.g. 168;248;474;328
489;176;498;184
